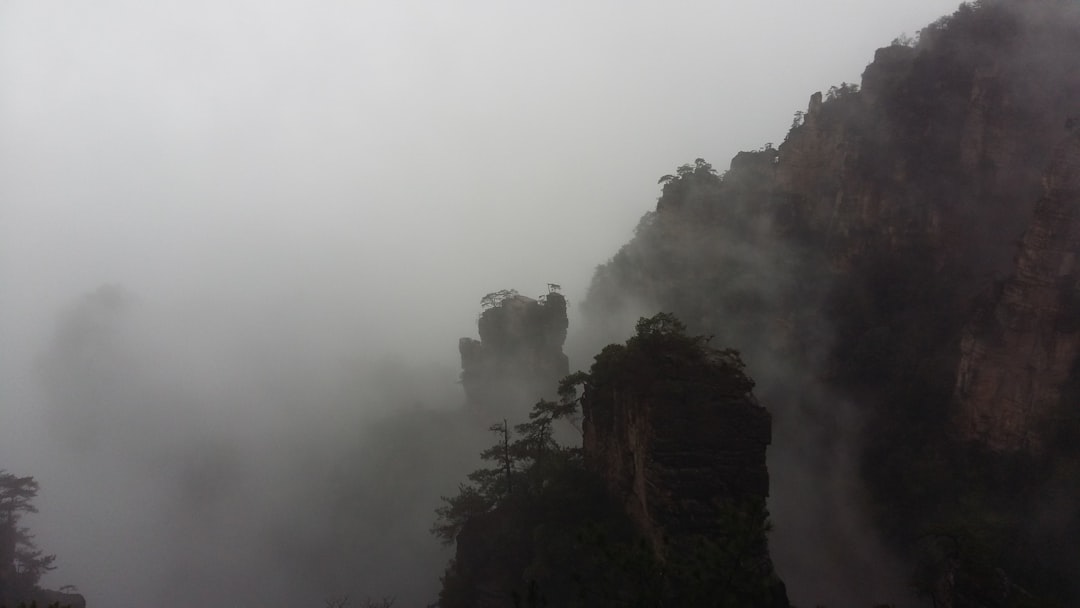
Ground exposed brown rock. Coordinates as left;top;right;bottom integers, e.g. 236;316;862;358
766;2;1080;453
954;131;1080;451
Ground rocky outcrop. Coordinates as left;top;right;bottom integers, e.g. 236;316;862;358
459;289;569;416
953;129;1080;451
582;347;771;552
580;317;787;606
441;315;789;607
774;1;1080;275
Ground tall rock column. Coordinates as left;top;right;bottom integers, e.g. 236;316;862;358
580;315;787;606
459;289;569;417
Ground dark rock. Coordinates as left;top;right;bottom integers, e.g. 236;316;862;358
581;323;787;606
459;290;569;416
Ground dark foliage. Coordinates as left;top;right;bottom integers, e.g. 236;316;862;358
0;472;56;603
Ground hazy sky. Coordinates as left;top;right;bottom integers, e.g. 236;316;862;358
1;2;963;605
3;0;960;364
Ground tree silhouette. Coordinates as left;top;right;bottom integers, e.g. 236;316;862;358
0;472;55;598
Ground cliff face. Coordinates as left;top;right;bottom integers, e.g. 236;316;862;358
775;1;1078;277
459;290;569;415
580;0;1080;602
954;129;1080;451
580;316;787;607
771;2;1080;454
440;316;788;608
582;345;771;554
587;0;1080;456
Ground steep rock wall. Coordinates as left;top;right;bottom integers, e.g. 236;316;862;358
587;0;1080;455
580;333;777;572
954;129;1080;451
577;1;1080;602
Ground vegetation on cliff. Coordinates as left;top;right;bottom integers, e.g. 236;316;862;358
436;314;786;608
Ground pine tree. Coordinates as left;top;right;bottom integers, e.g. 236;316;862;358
0;472;55;598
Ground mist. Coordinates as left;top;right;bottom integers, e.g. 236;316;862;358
1;2;961;606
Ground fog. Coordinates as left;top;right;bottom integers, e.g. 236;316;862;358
2;2;959;606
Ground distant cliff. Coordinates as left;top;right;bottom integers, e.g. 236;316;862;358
459;289;569;416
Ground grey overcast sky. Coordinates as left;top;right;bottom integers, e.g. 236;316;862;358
2;2;961;604
2;1;960;367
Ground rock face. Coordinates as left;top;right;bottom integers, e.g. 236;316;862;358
772;1;1080;454
582;346;772;553
440;316;788;608
954;129;1080;451
580;318;786;606
579;1;1080;602
586;0;1080;455
459;290;569;415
